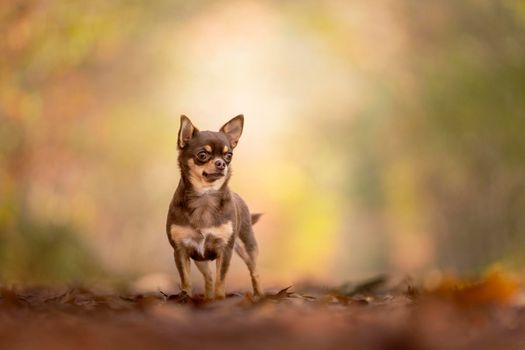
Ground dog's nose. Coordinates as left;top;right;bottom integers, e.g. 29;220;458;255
215;159;226;170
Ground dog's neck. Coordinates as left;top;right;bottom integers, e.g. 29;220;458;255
177;175;231;228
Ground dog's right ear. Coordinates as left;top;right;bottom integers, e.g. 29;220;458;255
178;115;198;149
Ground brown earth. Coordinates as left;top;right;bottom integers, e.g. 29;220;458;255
1;275;524;350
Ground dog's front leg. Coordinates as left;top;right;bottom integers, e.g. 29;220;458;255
214;247;233;299
173;247;192;296
195;260;213;300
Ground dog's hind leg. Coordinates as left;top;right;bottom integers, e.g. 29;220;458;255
235;234;262;297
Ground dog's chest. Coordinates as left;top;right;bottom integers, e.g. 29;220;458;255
186;193;223;228
169;222;233;260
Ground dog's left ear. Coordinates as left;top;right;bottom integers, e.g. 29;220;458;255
220;114;244;148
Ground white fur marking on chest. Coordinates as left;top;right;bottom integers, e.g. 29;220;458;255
171;224;205;254
201;221;234;242
170;222;234;255
170;224;197;242
182;238;205;256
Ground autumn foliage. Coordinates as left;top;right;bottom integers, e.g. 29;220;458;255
0;270;524;350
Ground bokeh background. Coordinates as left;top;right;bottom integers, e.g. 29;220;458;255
1;0;525;290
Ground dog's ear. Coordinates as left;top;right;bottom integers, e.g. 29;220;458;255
219;114;244;148
178;115;198;149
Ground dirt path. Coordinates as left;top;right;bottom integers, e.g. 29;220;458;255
0;285;524;350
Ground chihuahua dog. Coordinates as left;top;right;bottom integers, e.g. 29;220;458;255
166;115;262;300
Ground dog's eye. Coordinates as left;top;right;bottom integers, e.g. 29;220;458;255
197;151;210;162
223;152;233;163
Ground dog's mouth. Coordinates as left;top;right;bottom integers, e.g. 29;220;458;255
202;171;225;182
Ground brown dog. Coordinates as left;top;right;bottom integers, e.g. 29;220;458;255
165;115;262;299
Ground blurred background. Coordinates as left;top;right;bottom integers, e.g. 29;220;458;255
1;0;525;290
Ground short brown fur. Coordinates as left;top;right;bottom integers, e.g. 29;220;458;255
166;115;262;299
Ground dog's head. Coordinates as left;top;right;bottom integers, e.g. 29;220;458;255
177;115;244;193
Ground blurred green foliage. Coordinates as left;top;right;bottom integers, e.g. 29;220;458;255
0;220;102;283
0;0;182;283
309;0;525;273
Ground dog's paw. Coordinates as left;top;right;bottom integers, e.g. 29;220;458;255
214;291;226;300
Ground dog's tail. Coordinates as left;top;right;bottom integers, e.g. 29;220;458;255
251;213;263;225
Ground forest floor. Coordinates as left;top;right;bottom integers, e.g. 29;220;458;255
1;272;524;350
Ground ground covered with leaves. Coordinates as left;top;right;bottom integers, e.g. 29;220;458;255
1;272;525;350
